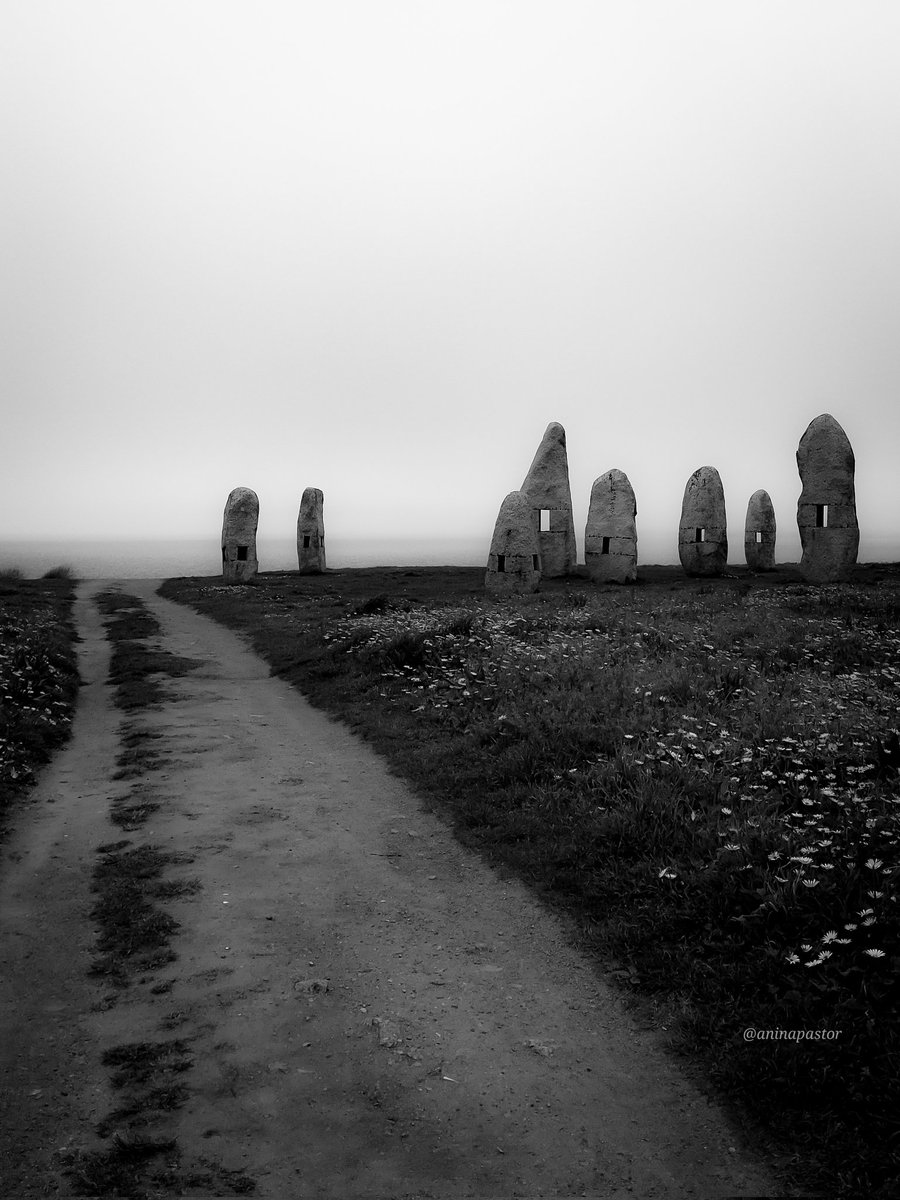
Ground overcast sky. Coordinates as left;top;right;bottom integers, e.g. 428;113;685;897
2;1;899;563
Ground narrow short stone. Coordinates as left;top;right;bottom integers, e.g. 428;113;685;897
678;467;727;577
485;491;542;594
585;469;637;583
221;487;259;583
796;413;859;582
744;490;776;571
297;487;326;574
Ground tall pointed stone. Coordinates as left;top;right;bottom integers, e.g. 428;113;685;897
585;469;637;583
520;422;576;577
222;487;259;583
678;466;727;577
485;491;541;594
796;413;859;582
744;490;776;570
297;487;326;574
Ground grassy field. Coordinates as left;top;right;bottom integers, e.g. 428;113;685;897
0;572;79;821
162;562;900;1197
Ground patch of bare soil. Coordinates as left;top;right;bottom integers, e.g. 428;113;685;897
0;579;785;1198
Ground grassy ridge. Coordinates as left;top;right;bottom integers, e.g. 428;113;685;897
0;575;79;817
161;564;900;1197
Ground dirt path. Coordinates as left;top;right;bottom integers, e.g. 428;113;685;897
0;584;119;1193
0;579;784;1198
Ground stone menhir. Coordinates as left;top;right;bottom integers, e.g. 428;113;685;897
584;469;637;583
520;422;576;577
678;466;727;576
485;490;541;594
221;487;259;583
796;413;859;583
297;487;326;574
744;490;776;571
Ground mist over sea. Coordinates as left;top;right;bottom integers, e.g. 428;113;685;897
0;536;492;580
1;531;897;580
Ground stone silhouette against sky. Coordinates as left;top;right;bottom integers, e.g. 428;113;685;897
520;422;576;577
744;489;776;571
485;490;541;594
297;487;326;574
222;487;259;583
585;469;637;583
678;466;727;576
796;413;859;582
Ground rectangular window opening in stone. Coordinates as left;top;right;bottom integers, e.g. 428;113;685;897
755;531;762;543
497;554;506;573
695;527;706;543
539;508;551;532
601;536;610;555
816;504;829;528
532;554;539;571
303;536;311;549
237;545;248;561
222;548;227;563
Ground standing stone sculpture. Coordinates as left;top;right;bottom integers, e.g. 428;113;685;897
678;466;727;577
297;487;326;574
520;422;576;577
744;490;776;571
485;491;541;594
796;413;859;582
585;469;637;583
221;487;259;583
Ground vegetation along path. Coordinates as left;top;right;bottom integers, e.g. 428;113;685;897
0;578;780;1198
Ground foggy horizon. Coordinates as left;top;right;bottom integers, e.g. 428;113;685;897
3;3;899;561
